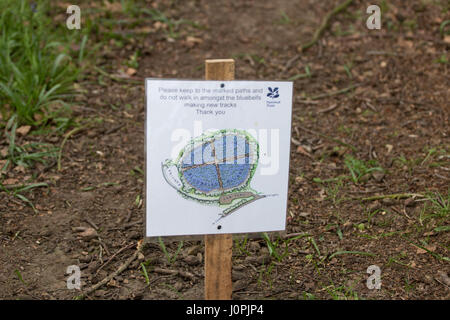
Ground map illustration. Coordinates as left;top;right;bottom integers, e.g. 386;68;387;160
162;129;270;223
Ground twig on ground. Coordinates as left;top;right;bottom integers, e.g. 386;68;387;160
294;120;358;152
284;54;301;71
83;216;99;231
57;126;86;171
295;99;320;105
95;242;136;275
104;123;126;135
300;0;354;52
108;220;141;231
310;84;360;100
94;66;143;84
281;232;311;240
153;267;196;281
318;103;339;113
354;193;425;202
75;240;144;299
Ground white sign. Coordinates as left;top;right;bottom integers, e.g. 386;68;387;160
146;79;293;237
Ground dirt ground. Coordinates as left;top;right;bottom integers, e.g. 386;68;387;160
1;0;449;300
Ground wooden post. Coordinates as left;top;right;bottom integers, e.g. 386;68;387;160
204;59;234;300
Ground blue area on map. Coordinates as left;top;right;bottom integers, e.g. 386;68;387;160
183;164;220;192
213;135;250;165
218;164;251;189
180;134;253;193
182;141;215;167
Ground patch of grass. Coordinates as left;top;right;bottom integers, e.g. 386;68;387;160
262;232;309;262
140;262;150;286
276;11;291;25
158;237;183;265
325;180;344;205
403;277;415;293
343;62;353;79
434;225;450;233
328;250;376;260
440;20;450;36
302;292;316;300
257;261;276;290
126;51;140;69
386;251;411;268
434;54;448;65
288;65;312;81
344;155;383;184
402;19;418;31
393;155;421;175
0;0;85;126
2;115;58;170
234;236;250;256
14;269;27;285
419;191;449;226
402;235;450;262
141;8;190;39
325;283;360;300
0;182;49;212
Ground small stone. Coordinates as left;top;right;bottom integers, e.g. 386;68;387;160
16;125;31;136
184;255;199;266
248;241;260;252
173;282;184;291
186;245;201;256
137;252;145;261
298;212;310;218
232;279;247;292
94;290;107;297
78;227;98;241
371;171;385;182
404;198;416;207
437;271;450;286
232;271;246;281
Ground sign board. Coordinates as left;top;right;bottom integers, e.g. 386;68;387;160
145;79;293;237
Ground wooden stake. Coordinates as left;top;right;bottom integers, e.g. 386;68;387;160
204;59;234;300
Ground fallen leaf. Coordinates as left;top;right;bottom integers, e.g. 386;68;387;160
136;26;154;33
385;144;394;154
296;145;312;158
107;279;119;287
371;171;385;182
444;35;450;44
3;178;18;185
76;227;98;240
34;113;43;122
315;188;326;202
416;244;436;254
153;21;165;30
185;36;203;48
437;271;450;286
13;165;26;173
126;68;137;76
298;212;310;217
16;125;31;136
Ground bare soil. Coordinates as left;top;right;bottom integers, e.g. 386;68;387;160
0;0;449;300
